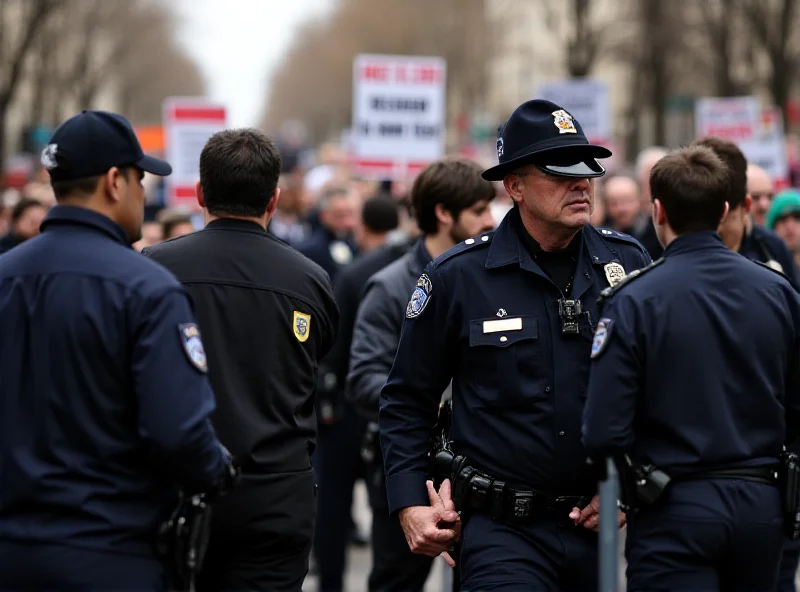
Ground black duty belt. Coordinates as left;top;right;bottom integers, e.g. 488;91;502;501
676;466;778;486
451;463;592;525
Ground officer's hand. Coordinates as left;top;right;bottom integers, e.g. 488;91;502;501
398;481;459;563
430;479;462;567
568;495;626;531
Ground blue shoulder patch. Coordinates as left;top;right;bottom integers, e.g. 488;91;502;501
178;323;208;373
597;257;666;306
433;232;494;268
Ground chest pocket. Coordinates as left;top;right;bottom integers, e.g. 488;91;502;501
467;316;544;406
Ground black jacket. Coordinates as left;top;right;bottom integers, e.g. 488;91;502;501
144;218;339;473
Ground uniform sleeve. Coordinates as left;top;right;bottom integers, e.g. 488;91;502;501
582;294;643;458
315;272;340;360
380;264;455;514
131;286;226;493
347;280;401;422
785;290;800;450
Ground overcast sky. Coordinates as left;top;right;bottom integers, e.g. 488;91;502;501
174;0;334;128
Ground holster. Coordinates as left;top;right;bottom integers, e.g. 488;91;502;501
780;451;800;540
616;456;671;512
157;494;213;592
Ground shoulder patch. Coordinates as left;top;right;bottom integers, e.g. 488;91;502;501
590;318;614;359
433;232;494;267
598;257;666;306
178;323;208;373
293;310;312;342
406;273;433;319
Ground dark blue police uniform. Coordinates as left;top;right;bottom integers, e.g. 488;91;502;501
297;226;358;284
0;111;228;591
583;231;800;591
381;210;650;590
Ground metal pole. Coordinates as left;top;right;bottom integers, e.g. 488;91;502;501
598;457;620;592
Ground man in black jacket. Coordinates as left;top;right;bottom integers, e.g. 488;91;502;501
144;129;339;592
347;158;495;591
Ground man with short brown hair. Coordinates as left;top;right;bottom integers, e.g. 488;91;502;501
583;145;800;591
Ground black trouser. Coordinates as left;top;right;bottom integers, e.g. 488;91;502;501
366;464;434;591
196;469;316;592
0;540;166;590
312;402;366;592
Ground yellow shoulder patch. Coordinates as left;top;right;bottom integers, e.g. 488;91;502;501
293;311;311;342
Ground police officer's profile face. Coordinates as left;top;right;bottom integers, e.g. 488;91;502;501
110;166;146;242
505;164;594;231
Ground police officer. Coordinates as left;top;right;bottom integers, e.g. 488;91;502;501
350;158;495;591
582;145;800;591
0;110;232;590
694;136;800;289
694;136;800;590
144;128;339;592
379;99;651;591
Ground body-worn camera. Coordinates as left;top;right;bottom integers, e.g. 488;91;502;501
558;298;582;335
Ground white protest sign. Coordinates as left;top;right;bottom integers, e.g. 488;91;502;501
352;54;446;179
162;97;227;208
695;97;789;189
739;107;790;189
695;96;760;142
535;79;612;146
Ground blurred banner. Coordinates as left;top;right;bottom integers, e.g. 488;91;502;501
535;79;612;147
695;96;789;189
162;97;228;209
351;54;446;180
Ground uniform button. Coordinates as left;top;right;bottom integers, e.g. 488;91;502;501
545;386;551;392
481;235;489;242
584;272;590;278
559;431;566;437
465;238;475;245
500;336;507;342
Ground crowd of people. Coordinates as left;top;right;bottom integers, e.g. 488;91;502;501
1;99;800;592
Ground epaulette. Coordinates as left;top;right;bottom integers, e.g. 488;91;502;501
597;257;666;305
595;227;650;257
433;231;494;267
753;260;798;291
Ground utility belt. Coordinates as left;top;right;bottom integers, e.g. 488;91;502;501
431;446;591;524
618;457;780;514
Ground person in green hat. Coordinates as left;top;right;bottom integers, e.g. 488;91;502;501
767;189;800;272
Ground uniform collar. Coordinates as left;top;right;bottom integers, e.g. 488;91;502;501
663;230;724;256
412;237;433;271
40;204;130;246
486;206;618;270
206;217;267;233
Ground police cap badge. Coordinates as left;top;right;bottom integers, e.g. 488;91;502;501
178;323;208;373
590;318;614;359
406;274;433;319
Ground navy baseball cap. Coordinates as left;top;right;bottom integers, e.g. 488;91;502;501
482;99;611;181
41;110;172;181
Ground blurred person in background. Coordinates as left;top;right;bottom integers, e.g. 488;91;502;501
590;191;607;227
767;190;800;271
348;158;495;592
313;193;402;592
0;197;48;255
132;220;164;252
489;182;514;228
603;174;662;258
297;185;360;282
635;146;669;210
160;212;195;240
269;173;313;246
694;137;799;289
144;128;338;592
21;165;56;206
747;163;775;227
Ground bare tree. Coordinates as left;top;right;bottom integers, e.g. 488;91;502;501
0;0;61;165
260;0;496;144
739;0;800;124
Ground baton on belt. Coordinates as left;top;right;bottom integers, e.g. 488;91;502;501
598;457;620;592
